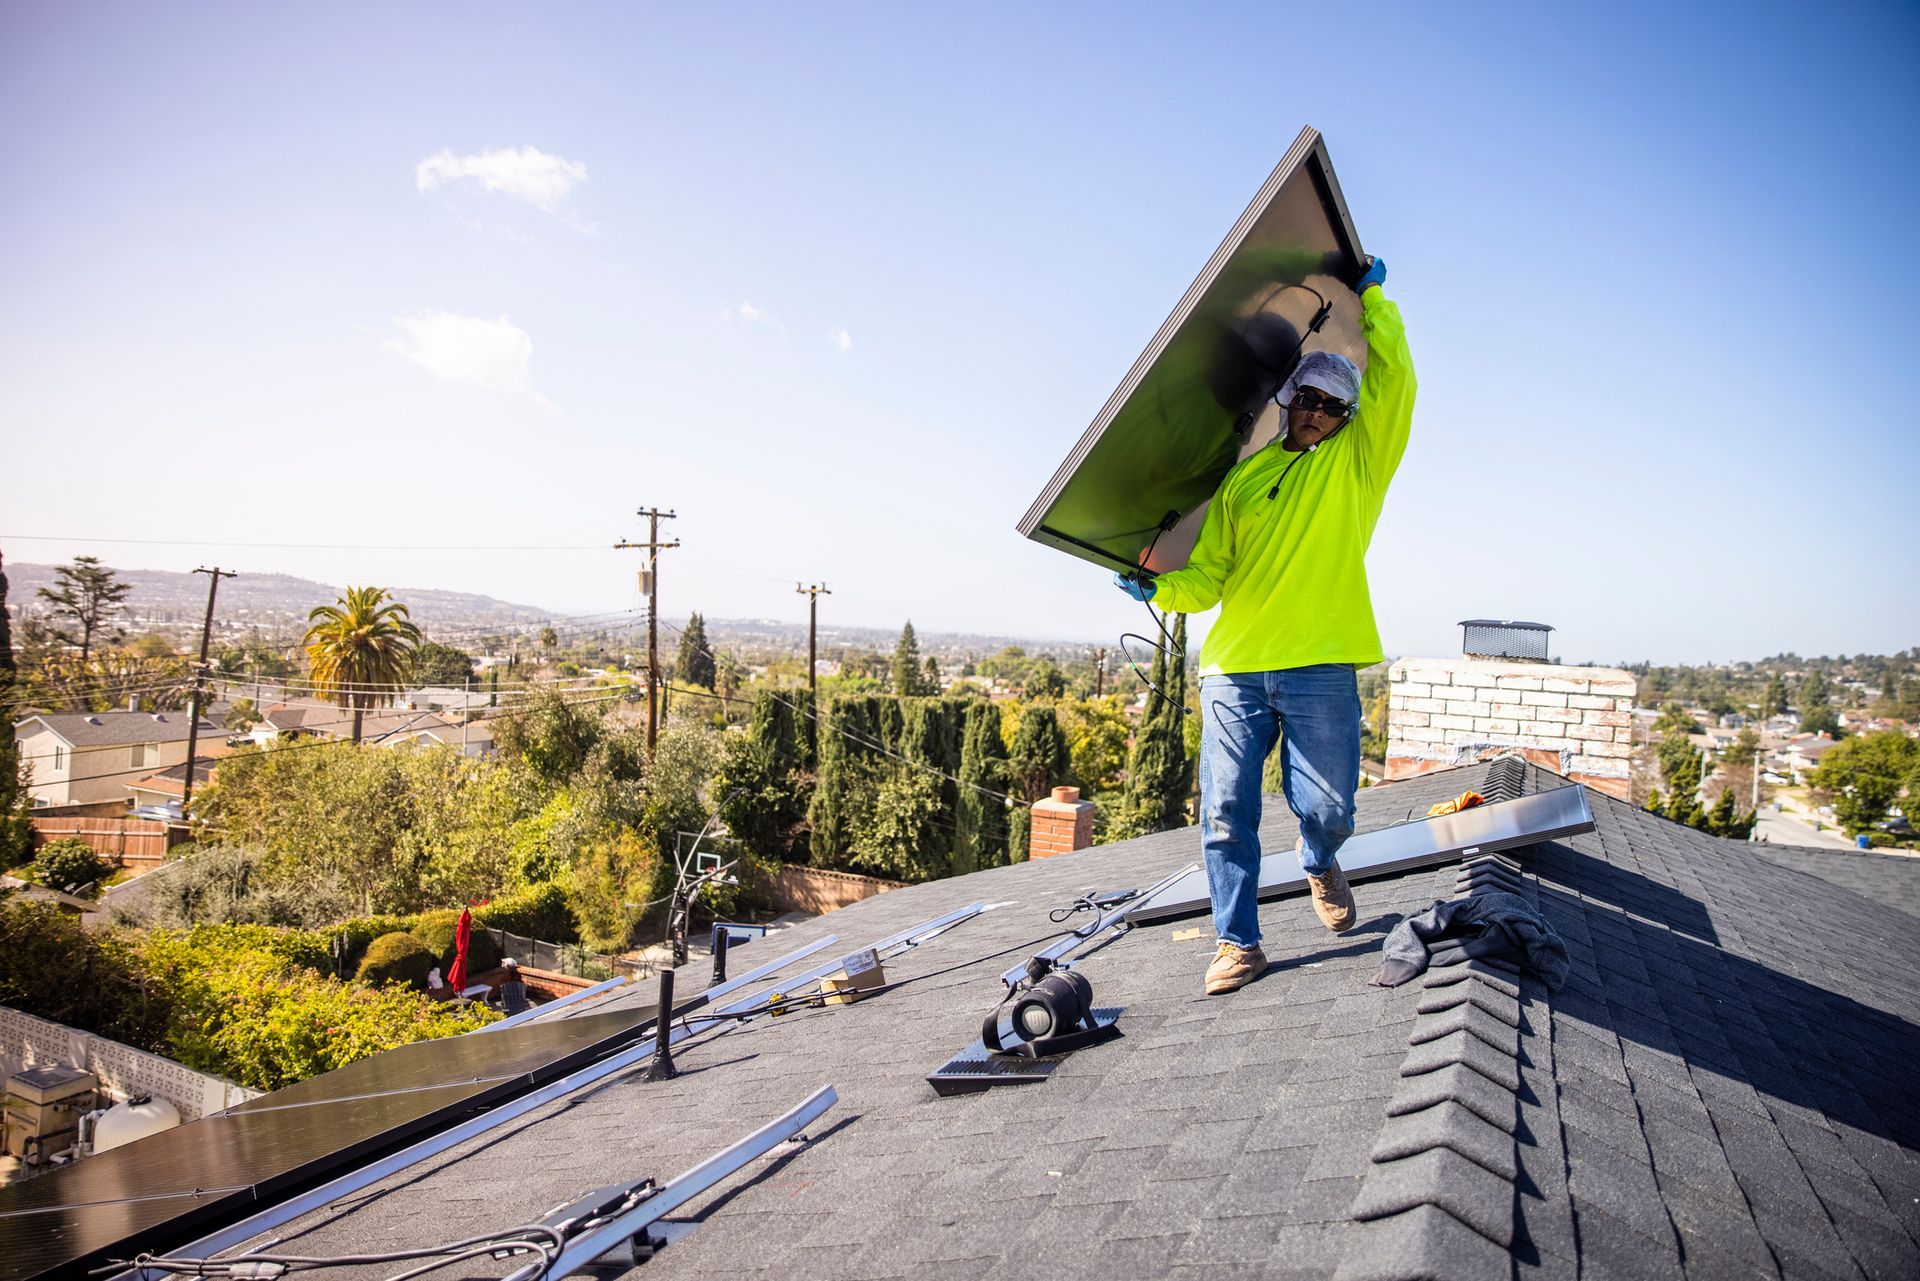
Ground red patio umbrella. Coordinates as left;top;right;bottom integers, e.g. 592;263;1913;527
448;906;473;994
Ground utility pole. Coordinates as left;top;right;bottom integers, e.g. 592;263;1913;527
615;508;678;752
1094;647;1107;699
796;583;830;697
180;567;236;816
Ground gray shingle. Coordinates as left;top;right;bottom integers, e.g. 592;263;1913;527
127;760;1920;1281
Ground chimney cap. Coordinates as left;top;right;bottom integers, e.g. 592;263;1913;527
1458;620;1554;662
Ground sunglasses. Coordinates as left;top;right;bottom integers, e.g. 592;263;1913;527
1283;388;1353;418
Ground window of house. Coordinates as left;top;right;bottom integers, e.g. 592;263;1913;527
131;742;159;769
53;745;66;772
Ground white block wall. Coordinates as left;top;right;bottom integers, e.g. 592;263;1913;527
1387;657;1637;797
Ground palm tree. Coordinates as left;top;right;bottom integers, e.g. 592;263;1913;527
303;587;422;743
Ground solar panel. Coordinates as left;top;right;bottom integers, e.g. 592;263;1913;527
1125;785;1596;926
1017;126;1369;575
0;1001;693;1280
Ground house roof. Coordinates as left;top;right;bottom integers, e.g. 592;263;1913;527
12;710;215;748
169;762;1920;1279
1754;843;1920;921
124;756;218;797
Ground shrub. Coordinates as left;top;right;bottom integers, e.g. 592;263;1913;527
411;909;502;974
0;891;172;1048
34;837;112;895
142;926;494;1091
355;931;436;989
472;881;575;942
320;914;413;975
115;845;353;930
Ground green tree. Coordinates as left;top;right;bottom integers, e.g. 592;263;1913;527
1007;704;1071;861
412;641;477;686
892;621;928;696
1122;615;1191;835
303;586;422;744
35;555;132;660
1653;702;1698;737
223;697;260;731
923;655;942;693
677;612;716;690
1797;669;1832;714
0;550;14;682
34;837;111;894
1800;704;1843;738
0;553;30;867
1810;731;1919;835
1761;671;1788;717
953;700;1008;874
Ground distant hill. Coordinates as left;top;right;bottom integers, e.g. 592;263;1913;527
5;563;555;639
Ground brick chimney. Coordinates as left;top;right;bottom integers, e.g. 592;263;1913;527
1386;653;1637;800
1029;786;1095;859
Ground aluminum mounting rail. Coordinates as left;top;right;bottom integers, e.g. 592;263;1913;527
474;975;628;1034
520;1084;838;1278
999;865;1199;988
1126;785;1596;926
684;901;988;1029
132;933;843;1279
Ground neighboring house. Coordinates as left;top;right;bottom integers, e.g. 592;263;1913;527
392;686;488;714
49;762;1912;1278
1786;735;1844;781
125;757;217;817
257;700;493;757
12;711;220;808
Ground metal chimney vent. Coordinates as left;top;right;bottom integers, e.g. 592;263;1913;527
1459;619;1553;662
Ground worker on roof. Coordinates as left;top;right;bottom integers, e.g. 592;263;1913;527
1114;255;1415;995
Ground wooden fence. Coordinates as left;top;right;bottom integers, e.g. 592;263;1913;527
29;817;183;870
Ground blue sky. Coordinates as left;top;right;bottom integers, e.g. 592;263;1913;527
3;2;1915;665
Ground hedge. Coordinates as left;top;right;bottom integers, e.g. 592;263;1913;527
355;932;437;989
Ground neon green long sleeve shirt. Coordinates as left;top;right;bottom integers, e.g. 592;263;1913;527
1151;288;1415;677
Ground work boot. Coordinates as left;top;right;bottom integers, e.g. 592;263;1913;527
1306;860;1356;932
1205;941;1268;995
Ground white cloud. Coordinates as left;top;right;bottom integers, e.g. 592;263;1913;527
722;300;785;332
828;325;853;355
383;310;547;403
416;146;587;215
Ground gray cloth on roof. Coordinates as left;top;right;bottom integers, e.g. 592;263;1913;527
1371;890;1569;990
1276;350;1361;407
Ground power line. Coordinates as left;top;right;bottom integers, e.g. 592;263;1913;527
0;534;611;551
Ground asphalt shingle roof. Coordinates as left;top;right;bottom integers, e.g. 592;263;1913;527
166;763;1920;1280
15;711;214;747
1751;844;1920;920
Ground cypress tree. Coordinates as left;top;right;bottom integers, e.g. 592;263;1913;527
954;700;1008;874
677;612;716;689
0;553;27;865
892;622;926;696
1126;615;1191;832
923;655;941;693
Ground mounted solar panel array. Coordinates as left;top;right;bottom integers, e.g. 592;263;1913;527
30;905;990;1281
0;1004;680;1281
1125;784;1596;926
1017;125;1370;576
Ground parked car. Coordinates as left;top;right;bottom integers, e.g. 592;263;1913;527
1875;816;1915;836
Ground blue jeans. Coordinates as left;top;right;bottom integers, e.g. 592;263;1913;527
1198;666;1361;948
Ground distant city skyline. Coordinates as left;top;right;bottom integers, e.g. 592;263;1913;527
3;3;1915;665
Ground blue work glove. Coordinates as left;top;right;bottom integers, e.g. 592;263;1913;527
1113;572;1156;602
1355;255;1386;295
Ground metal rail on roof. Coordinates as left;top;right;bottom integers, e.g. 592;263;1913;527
138;903;990;1279
998;865;1199;988
522;1084;839;1278
475;975;628;1033
130;934;844;1279
1125;785;1596;926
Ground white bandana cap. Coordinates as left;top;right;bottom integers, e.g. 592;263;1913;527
1275;351;1361;408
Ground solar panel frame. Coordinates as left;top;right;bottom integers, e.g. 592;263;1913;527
1017;125;1370;576
1124;785;1596;926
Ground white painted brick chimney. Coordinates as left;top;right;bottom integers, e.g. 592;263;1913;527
1386;656;1638;799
